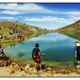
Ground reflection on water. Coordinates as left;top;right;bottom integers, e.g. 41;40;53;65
9;41;24;48
4;33;79;62
8;34;42;48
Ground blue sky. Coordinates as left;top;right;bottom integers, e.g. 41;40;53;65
0;3;80;30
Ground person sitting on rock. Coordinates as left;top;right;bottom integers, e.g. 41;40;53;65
0;45;9;61
0;45;4;58
0;45;11;66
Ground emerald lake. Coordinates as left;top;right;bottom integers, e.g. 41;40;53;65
4;33;78;62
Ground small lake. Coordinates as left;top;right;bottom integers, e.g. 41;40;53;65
4;33;78;62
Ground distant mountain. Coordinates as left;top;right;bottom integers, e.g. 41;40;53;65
0;21;54;47
0;21;48;36
57;20;80;40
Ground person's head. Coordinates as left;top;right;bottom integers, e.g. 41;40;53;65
35;43;39;48
75;41;78;44
75;41;80;46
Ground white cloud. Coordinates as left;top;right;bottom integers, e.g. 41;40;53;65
0;3;80;16
64;11;80;16
0;4;18;10
24;16;55;22
0;3;80;29
0;16;16;20
0;3;54;15
1;10;21;15
0;4;42;11
23;15;80;29
31;33;68;42
69;15;80;21
24;16;70;23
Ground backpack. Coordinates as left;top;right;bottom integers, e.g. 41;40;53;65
77;46;80;54
32;48;39;59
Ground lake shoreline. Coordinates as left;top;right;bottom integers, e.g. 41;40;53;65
0;32;78;77
0;60;80;77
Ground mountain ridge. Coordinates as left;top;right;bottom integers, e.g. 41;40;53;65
56;20;80;40
0;21;49;36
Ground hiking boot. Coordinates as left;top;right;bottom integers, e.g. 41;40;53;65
76;65;80;68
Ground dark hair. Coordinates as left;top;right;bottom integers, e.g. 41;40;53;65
35;43;39;48
75;41;79;43
75;41;79;45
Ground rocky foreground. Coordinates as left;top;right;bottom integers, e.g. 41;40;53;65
0;60;80;77
0;48;80;77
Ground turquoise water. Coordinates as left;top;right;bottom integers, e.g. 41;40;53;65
4;33;78;62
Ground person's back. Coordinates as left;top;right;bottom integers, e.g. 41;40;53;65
32;43;41;71
32;46;40;63
75;42;80;67
76;46;80;60
32;43;45;71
